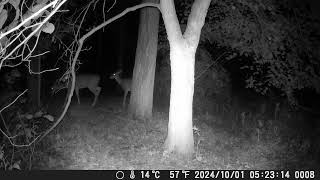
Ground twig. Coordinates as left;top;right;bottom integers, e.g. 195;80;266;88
0;89;28;113
0;0;68;70
195;51;227;81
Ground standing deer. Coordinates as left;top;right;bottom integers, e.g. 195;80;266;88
51;74;101;107
109;70;132;108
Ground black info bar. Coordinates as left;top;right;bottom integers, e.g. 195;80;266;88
1;170;318;180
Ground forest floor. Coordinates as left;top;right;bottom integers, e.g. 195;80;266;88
31;94;319;170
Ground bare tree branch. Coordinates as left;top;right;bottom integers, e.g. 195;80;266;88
38;2;160;142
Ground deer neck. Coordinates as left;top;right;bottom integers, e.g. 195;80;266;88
114;76;123;86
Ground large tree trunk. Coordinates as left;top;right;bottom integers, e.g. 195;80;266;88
160;0;211;158
165;47;195;157
129;0;160;120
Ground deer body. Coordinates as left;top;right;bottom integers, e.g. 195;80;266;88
110;71;132;108
52;74;101;107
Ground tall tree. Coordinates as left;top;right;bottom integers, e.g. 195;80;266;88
129;0;160;120
160;0;211;158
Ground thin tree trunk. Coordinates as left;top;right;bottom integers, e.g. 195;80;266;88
129;0;160;120
28;57;41;112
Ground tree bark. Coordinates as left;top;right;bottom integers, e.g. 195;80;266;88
160;0;211;158
165;47;196;157
129;0;160;120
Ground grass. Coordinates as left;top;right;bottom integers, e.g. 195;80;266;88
25;95;320;170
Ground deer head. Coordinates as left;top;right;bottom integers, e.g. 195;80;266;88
109;70;123;80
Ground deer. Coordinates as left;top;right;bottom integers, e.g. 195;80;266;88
109;70;132;108
51;74;101;107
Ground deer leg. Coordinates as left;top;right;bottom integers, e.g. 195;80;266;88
123;90;128;108
91;86;101;107
75;88;80;104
